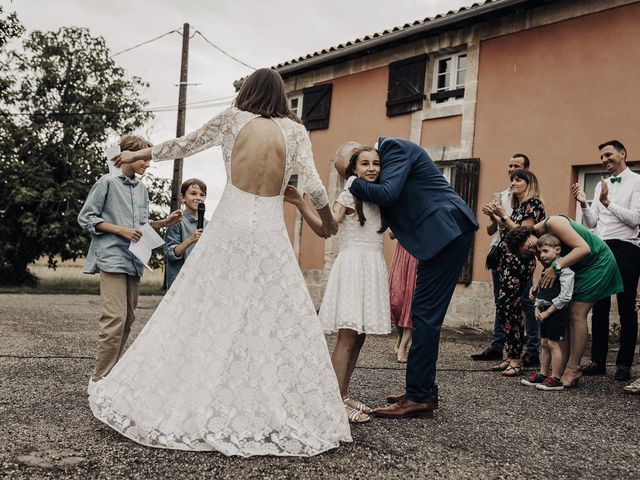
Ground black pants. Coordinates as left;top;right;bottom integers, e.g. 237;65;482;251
590;239;640;368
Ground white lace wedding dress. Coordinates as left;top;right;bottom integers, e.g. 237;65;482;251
88;107;352;456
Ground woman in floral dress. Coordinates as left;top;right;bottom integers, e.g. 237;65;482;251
488;169;545;377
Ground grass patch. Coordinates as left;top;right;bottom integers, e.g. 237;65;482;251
0;259;165;295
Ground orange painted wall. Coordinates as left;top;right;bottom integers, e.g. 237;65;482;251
421;115;462;148
296;66;412;269
472;4;640;281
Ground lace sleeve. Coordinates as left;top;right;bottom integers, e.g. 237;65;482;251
294;126;328;209
151;108;234;161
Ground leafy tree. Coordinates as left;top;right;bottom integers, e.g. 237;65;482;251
145;173;173;270
0;6;23;49
0;24;158;284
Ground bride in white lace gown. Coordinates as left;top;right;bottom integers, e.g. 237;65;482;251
89;69;352;456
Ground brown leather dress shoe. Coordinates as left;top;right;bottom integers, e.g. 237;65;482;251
373;398;434;418
385;393;439;409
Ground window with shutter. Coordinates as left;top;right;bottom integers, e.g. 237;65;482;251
301;84;332;130
437;158;480;285
386;54;427;117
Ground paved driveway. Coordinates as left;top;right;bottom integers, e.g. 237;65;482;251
1;294;638;479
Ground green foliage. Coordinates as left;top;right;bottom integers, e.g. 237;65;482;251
0;6;24;49
0;19;166;285
144;173;173;270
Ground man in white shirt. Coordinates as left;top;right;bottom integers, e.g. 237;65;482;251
571;140;640;382
471;154;540;367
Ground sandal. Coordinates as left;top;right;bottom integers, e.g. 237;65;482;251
344;397;373;414
501;364;523;377
491;361;510;372
345;404;371;424
561;365;582;388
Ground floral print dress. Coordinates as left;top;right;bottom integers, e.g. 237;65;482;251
497;198;545;359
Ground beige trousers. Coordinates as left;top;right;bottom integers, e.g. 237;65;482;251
93;272;140;380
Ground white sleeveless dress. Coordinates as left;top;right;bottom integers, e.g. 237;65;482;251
88;107;352;457
319;191;391;334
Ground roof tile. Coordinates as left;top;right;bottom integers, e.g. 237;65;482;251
271;0;498;70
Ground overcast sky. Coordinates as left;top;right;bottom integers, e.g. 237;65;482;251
9;0;473;213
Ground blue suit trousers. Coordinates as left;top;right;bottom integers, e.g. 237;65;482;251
405;230;474;403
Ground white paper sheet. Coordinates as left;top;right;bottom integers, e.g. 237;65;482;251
105;145;122;177
128;223;165;270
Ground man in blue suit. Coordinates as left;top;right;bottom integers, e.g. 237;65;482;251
343;137;479;418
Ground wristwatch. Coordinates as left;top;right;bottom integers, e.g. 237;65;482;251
551;261;562;275
500;215;509;223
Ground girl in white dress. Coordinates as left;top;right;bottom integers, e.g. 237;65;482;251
285;147;390;424
89;69;352;457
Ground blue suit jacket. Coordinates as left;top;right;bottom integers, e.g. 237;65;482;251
349;137;478;261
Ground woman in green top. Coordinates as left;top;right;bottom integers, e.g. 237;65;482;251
505;216;623;387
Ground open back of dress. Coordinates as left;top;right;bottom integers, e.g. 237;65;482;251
230;117;286;197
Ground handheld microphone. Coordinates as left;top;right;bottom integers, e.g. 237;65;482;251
197;203;205;229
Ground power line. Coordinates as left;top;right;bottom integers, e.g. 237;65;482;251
111;29;181;57
110;28;255;71
150;94;236;110
193;30;256;70
0;95;236;116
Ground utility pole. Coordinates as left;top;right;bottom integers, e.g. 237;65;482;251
170;22;190;212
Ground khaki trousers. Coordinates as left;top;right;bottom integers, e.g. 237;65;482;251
93;272;140;380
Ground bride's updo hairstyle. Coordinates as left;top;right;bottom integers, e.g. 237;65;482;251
234;68;301;123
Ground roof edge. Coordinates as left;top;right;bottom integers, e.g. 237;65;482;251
274;0;531;78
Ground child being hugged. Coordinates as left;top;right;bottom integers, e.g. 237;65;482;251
285;146;390;424
164;178;209;289
521;233;575;391
78;134;182;383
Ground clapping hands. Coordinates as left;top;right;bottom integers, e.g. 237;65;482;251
571;178;609;207
598;177;610;207
481;202;505;222
570;183;587;206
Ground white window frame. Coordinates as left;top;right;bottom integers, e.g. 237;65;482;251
289;94;303;118
431;51;467;106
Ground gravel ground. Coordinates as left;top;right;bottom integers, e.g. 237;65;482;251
1;294;638;479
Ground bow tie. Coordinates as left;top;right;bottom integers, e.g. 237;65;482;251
610;176;622;184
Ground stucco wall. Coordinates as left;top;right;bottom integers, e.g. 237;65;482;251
421;115;462;148
472;3;640;282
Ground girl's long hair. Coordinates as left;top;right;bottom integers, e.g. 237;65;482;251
345;147;387;233
234;68;301;123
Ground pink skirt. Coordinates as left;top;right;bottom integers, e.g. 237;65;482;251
388;243;418;329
